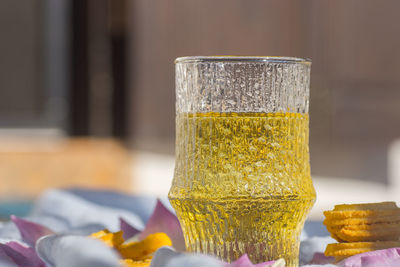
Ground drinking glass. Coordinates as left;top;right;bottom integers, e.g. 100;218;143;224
169;56;316;266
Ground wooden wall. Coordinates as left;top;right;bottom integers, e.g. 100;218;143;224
127;0;400;183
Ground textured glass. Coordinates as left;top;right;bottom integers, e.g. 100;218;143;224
169;56;316;266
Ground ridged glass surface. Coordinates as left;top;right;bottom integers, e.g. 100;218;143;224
169;57;315;266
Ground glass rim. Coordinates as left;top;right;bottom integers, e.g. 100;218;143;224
175;56;311;65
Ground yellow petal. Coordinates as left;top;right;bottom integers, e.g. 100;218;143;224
90;229;124;247
118;232;172;260
90;229;111;238
120;258;152;267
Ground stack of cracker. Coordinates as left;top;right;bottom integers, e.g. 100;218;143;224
323;202;400;261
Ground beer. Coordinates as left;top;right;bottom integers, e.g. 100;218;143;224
169;112;316;265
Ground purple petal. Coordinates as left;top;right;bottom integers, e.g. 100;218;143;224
139;199;185;251
10;215;54;246
338;247;400;267
6;242;45;267
361;255;400;267
225;254;254;267
308;252;335;265
119;218;140;240
225;254;280;267
0;242;44;267
0;247;14;265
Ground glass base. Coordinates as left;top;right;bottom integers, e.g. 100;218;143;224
185;237;299;266
171;197;313;267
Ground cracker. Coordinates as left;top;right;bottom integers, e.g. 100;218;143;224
324;216;400;227
326;222;400;233
323;226;343;242
324;202;400;257
325;241;400;256
343;222;400;231
324;209;400;220
333;202;397;211
336;227;400;242
325;247;372;257
325;219;400;242
326;241;400;261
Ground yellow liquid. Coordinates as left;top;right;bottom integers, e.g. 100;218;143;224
169;112;316;266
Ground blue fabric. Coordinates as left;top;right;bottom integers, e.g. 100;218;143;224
0;202;32;219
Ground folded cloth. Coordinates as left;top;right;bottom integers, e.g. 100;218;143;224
0;189;333;267
32;189;145;232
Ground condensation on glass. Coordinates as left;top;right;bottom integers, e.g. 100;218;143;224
169;56;316;266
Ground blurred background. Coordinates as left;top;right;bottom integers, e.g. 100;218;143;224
1;0;400;218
